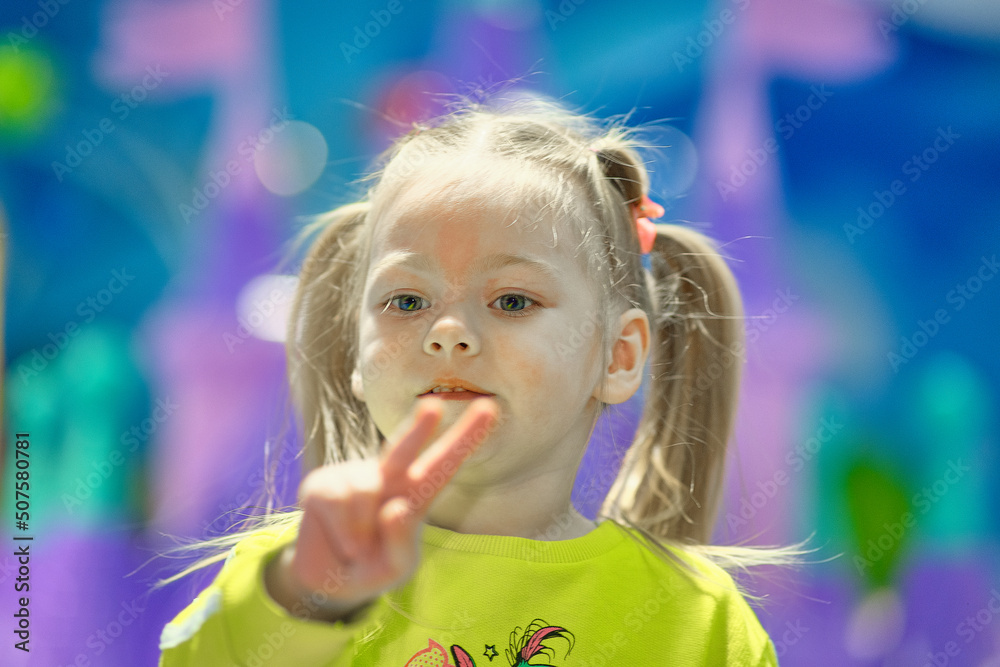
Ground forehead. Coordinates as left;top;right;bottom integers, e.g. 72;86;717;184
369;159;588;271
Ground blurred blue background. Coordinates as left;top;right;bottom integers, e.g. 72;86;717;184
2;0;999;665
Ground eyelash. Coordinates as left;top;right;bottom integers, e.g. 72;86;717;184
383;293;540;318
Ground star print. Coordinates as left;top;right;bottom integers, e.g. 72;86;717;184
483;644;498;661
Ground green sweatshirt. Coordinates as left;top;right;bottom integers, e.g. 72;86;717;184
159;519;779;666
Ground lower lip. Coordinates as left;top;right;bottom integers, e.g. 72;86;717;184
419;392;493;401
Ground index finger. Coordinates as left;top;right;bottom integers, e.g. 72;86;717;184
379;398;445;482
405;397;499;512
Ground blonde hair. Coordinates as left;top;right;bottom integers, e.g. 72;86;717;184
152;93;819;601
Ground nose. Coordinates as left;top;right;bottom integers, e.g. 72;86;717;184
423;315;480;357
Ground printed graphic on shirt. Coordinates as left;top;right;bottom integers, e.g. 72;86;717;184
403;619;574;667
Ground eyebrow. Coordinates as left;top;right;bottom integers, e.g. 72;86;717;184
370;251;561;281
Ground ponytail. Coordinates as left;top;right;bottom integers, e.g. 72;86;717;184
601;223;745;545
148;203;380;590
588;135;817;589
285;202;381;470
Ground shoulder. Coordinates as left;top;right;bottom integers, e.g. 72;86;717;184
607;523;779;664
606;522;735;590
609;524;741;589
225;522;299;564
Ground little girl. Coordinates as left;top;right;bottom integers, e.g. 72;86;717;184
158;95;807;666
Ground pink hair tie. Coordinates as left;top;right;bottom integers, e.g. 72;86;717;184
630;195;664;254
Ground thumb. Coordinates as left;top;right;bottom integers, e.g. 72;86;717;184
379;496;421;578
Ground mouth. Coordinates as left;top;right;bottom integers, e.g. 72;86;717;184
418;379;495;400
418;388;494;401
418;391;492;401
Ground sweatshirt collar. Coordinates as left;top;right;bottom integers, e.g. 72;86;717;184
420;519;624;563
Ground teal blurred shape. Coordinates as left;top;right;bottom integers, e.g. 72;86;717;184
4;322;149;533
906;351;992;548
910;350;990;449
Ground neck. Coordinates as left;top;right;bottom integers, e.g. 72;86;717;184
423;470;597;541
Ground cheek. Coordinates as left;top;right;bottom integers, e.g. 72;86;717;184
494;336;563;389
356;325;416;388
368;306;425;344
522;360;546;388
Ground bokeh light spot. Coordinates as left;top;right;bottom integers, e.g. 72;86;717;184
253;120;328;196
235;274;298;343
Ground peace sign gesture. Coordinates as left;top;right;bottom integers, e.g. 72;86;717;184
265;396;499;622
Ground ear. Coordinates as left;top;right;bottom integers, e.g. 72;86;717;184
351;365;366;402
593;308;651;405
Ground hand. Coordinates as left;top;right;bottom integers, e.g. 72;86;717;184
265;396;499;622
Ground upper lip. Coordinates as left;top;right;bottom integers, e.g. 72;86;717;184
419;378;493;395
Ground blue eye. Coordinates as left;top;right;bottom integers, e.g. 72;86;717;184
495;294;530;313
389;294;426;312
384;293;539;317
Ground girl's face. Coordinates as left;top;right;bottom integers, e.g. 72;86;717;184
353;177;608;484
